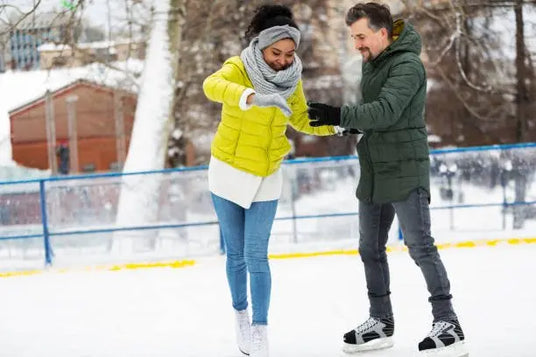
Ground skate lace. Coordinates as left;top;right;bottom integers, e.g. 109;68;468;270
427;321;451;337
354;317;378;334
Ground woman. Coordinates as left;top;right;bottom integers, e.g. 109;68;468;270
203;5;335;357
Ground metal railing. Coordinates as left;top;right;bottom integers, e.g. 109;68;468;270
0;142;534;270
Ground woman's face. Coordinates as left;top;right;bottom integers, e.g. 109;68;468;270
262;38;296;71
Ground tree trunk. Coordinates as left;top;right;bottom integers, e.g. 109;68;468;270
513;0;528;229
113;0;184;255
514;0;528;142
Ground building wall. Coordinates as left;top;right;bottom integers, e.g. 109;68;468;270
12;137;132;172
39;46;75;69
8;13;69;70
10;83;136;173
39;42;146;70
0;34;9;73
9;27;63;70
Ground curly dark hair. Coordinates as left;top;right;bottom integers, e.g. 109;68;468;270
244;4;299;42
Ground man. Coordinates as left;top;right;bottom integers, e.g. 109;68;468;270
307;3;466;356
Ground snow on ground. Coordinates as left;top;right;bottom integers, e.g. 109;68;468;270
0;243;534;357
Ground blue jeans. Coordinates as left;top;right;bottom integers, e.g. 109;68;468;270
359;188;457;322
211;193;278;325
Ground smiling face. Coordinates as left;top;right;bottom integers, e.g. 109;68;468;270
349;17;390;63
262;38;296;71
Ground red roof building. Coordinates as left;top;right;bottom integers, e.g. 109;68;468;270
9;79;137;173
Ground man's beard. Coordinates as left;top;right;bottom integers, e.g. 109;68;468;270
359;48;372;62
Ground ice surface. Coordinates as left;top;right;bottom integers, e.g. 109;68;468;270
0;243;534;356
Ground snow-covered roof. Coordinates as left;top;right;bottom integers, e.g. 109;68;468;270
9;78;137;116
38;40;141;52
10;12;70;30
0;59;142;113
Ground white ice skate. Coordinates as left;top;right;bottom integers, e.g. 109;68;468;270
235;309;251;355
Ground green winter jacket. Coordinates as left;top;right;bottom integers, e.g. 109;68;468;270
340;20;430;203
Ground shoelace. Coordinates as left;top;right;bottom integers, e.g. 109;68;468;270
428;321;452;337
354;317;379;334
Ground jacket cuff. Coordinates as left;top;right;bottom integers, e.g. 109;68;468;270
239;88;256;111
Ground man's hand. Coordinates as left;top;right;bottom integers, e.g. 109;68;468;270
252;93;292;117
307;102;341;127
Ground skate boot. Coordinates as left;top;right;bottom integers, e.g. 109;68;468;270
342;316;394;353
250;324;268;357
419;319;467;356
234;309;250;355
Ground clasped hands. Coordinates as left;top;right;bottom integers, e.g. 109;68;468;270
307;102;360;135
307;102;341;127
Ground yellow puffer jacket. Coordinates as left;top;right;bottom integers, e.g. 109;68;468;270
203;56;336;177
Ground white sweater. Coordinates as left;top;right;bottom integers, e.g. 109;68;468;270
208;156;282;209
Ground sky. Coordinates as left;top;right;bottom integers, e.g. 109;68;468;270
0;0;147;37
3;0;112;26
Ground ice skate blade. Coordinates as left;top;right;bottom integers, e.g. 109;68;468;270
419;341;468;357
342;336;394;354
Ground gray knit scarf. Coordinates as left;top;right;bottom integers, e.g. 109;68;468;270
240;25;302;99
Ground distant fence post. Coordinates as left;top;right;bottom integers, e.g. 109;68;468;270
39;180;53;266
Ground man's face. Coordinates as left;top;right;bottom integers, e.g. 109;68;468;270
349;18;389;63
262;38;296;71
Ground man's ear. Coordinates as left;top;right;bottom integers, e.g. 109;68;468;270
380;27;389;40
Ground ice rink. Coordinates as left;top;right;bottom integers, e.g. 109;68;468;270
0;242;534;357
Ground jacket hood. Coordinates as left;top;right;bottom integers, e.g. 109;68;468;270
372;20;422;64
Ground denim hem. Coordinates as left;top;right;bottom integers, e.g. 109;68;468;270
252;321;268;326
370;312;394;319
234;306;248;313
432;314;458;323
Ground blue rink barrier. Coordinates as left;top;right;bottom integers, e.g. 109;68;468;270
0;142;534;270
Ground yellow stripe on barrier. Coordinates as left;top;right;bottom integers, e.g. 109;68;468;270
1;237;535;277
0;270;43;278
108;260;195;271
269;237;536;259
0;259;196;279
269;250;358;259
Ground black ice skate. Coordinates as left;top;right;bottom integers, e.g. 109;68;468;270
342;316;394;354
419;319;467;356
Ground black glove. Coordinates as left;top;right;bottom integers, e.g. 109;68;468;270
307;102;341;127
339;128;362;136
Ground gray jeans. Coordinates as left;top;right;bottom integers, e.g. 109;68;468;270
358;188;457;322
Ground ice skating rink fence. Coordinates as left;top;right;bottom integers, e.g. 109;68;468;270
0;143;534;271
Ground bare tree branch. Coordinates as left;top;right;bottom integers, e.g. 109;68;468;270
437;66;504;143
453;12;494;92
0;0;43;36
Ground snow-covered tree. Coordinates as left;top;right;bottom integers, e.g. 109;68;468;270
114;0;184;252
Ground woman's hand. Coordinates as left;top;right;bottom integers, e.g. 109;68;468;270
250;93;292;117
